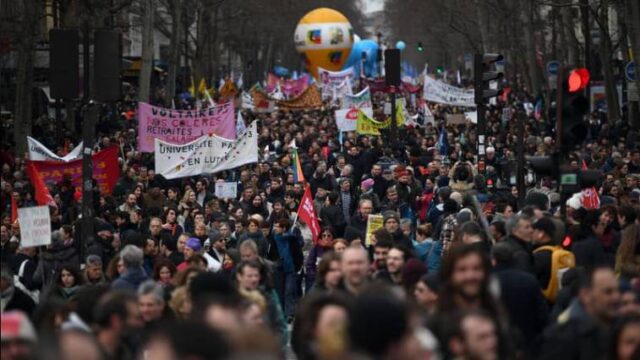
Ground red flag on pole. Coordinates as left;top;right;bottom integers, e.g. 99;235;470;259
25;162;57;208
296;185;321;244
581;160;600;209
10;195;18;223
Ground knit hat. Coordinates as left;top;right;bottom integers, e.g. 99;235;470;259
423;273;441;292
186;237;202;252
1;311;37;343
401;259;428;286
382;210;400;224
361;178;375;191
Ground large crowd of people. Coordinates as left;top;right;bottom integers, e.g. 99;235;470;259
1;83;640;360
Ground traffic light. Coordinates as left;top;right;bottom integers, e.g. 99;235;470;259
527;154;559;178
436;66;443;74
474;53;503;105
417;42;424;52
527;154;602;193
559;68;590;151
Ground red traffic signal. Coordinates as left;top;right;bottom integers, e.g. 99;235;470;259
568;68;590;93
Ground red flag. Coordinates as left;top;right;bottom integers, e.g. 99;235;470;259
25;162;57;208
296;185;321;244
10;195;17;223
581;160;600;209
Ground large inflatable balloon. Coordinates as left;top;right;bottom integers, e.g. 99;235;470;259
294;8;354;79
343;39;379;78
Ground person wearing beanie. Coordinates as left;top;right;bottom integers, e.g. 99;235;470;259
177;238;203;271
1;311;38;359
531;217;562;292
382;211;411;248
414;273;440;317
359;178;380;212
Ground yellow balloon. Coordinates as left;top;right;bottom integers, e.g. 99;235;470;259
294;8;354;79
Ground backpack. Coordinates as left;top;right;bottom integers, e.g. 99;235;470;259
533;245;575;302
13;260;40;304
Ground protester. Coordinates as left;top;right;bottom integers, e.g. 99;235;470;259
2;62;640;360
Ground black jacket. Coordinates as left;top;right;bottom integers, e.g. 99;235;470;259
494;264;548;352
9;253;37;291
571;235;607;271
320;204;346;236
2;286;36;315
503;235;534;274
537;302;608;360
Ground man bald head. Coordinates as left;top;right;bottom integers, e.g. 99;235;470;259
341;247;370;294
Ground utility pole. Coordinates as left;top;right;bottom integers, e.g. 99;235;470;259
474;53;503;175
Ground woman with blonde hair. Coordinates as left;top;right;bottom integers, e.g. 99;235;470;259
169;286;192;319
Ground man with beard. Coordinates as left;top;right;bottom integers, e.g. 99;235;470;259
428;244;513;359
375;244;413;285
371;234;393;276
94;290;145;359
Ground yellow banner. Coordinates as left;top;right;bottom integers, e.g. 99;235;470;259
356;110;385;135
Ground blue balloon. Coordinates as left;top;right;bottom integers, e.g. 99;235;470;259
342;39;379;77
396;41;406;51
273;65;290;77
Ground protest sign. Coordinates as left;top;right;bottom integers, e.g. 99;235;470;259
277;86;323;110
464;111;478;124
27;146;120;195
155;121;258;180
342;87;372;109
215;182;238;199
335;107;373;132
18;206;52;247
27;136;82;162
446;114;468;125
317;67;355;98
266;74;310;98
356;110;385;135
365;214;384;246
137;101;236;152
423;75;476;107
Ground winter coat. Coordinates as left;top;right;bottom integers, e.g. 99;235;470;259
33;243;80;290
111;267;150;291
502;234;534;274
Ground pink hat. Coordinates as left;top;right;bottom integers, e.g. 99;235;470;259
361;178;375;190
1;311;37;343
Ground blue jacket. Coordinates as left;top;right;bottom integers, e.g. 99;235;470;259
111;267;149;291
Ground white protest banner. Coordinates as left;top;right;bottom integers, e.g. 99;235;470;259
335;107;373;132
18;206;52;247
342;86;372;109
331;78;353;101
27;137;83;162
155;121;258;180
423;75;476;107
215;182;238;199
318;67;355;98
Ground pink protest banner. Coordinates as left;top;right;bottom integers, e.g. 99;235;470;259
266;74;309;98
137;101;236;152
27;146;121;195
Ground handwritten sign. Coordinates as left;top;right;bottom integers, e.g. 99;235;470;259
18;206;51;247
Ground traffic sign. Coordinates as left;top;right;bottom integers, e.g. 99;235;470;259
625;61;636;82
546;61;560;75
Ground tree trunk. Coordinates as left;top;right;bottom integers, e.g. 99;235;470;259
165;0;183;106
625;0;640;127
13;0;41;155
598;6;620;121
138;0;155;102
